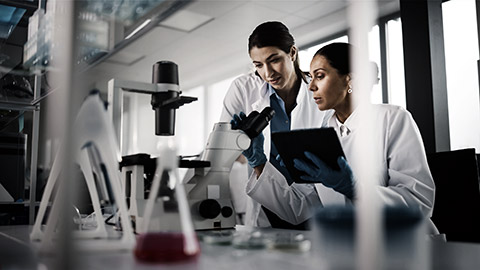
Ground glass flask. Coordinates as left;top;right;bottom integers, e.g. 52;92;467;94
134;140;200;263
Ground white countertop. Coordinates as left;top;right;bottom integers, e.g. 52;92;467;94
1;225;480;270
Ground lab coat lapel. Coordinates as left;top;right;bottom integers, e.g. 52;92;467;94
290;81;323;129
251;81;270;111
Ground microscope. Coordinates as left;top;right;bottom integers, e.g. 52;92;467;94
108;61;196;141
184;107;275;230
110;61;275;232
109;61;199;233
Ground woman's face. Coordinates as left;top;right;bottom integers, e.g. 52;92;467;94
249;46;297;91
308;55;350;111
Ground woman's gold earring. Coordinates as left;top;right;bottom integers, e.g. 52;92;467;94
348;86;353;93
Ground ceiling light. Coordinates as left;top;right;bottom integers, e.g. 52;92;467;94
125;19;151;39
158;10;212;32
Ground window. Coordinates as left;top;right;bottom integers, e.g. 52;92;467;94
298;27;383;104
205;76;237;140
175;86;206;156
385;17;406;109
442;0;480;151
368;25;382;104
298;35;348;72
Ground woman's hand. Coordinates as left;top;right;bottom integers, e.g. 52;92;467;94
294;152;354;199
231;112;267;169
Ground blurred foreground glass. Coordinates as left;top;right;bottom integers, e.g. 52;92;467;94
312;206;429;270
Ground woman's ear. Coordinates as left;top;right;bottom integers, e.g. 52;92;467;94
346;74;353;84
290;46;298;61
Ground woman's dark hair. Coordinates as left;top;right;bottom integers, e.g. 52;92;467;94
314;42;352;75
248;21;306;83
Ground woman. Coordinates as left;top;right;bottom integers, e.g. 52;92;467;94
220;21;331;228
245;42;437;232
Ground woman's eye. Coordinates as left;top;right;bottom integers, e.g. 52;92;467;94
316;74;325;80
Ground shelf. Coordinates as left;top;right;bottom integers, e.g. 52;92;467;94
0;0;195;226
0;100;38;111
0;200;42;206
77;0;192;72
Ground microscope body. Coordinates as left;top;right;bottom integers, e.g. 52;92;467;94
184;122;250;230
112;60;274;232
111;61;196;233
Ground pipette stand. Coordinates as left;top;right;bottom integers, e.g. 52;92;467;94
30;91;135;252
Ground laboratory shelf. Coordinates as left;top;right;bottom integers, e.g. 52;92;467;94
0;100;38;111
1;0;195;228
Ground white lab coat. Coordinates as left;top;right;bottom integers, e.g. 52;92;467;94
229;160;249;223
247;104;438;232
220;72;331;226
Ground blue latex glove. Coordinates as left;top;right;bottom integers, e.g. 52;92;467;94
230;112;246;129
243;133;267;168
276;154;286;168
231;112;267;168
293;151;355;199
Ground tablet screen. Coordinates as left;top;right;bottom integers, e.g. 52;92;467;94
271;128;345;183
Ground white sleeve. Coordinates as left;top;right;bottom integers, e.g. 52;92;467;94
245;162;322;225
220;78;247;122
377;109;435;218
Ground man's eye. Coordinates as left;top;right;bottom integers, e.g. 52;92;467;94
254;64;262;68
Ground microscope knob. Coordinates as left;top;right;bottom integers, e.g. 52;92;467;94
236;133;250;150
221;206;233;218
198;199;221;219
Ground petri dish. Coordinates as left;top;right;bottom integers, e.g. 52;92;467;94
232;230;269;249
266;232;311;252
200;230;235;245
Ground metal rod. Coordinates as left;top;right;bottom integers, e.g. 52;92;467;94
28;74;41;225
27;0;44;225
379;18;389;104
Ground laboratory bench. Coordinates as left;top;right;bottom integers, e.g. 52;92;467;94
1;225;480;270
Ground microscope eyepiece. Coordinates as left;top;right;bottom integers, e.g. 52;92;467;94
260;107;275;121
236;107;275;138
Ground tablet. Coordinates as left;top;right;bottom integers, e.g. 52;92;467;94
271;128;346;184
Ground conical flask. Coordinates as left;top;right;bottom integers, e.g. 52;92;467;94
134;140;200;263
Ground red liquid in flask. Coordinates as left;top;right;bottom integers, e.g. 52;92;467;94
134;232;200;263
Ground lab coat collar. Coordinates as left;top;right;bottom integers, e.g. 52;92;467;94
255;80;308;111
267;83;276;96
251;81;270;111
328;106;361;135
296;79;307;106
